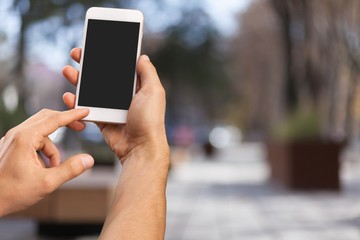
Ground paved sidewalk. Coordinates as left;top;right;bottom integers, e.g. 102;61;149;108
1;143;360;239
165;143;360;240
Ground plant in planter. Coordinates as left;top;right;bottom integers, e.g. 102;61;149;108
267;109;343;190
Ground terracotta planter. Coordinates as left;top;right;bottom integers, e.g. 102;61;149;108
266;141;342;190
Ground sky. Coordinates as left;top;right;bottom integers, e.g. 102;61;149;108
135;0;250;36
204;0;251;36
0;0;251;71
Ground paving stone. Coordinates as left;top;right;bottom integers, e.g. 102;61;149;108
165;143;360;240
1;143;360;240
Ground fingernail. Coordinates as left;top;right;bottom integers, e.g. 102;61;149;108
81;155;94;169
142;55;150;62
78;108;90;114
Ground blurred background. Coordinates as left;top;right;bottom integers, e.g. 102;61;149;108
1;0;360;239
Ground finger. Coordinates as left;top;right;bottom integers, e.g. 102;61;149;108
62;93;86;130
47;154;94;190
135;78;141;93
37;154;47;168
100;124;126;154
40;137;60;167
97;123;106;132
136;55;163;89
0;137;4;161
62;65;79;86
33;109;89;137
63;92;76;109
70;48;81;63
0;137;4;149
14;109;55;131
0;136;10;159
67;120;86;131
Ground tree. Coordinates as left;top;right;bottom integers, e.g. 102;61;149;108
10;0;126;101
0;0;128;134
229;0;285;136
231;0;360;141
148;7;233;127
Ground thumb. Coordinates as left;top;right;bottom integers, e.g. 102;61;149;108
48;154;94;189
136;55;162;88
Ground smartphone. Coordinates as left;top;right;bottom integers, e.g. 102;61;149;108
75;7;143;123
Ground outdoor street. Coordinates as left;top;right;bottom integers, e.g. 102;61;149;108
165;143;360;240
1;1;359;239
1;143;360;240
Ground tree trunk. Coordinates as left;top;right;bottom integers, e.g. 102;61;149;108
271;0;298;113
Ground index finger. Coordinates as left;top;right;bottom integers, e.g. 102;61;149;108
15;109;54;131
33;109;89;137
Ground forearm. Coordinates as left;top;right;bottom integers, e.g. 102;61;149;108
100;143;170;240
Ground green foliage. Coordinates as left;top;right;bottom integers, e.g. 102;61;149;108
151;9;227;89
273;108;321;141
2;0;128;134
12;0;125;22
149;7;234;121
0;98;27;136
6;0;234;126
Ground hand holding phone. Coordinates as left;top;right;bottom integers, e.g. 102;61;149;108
75;7;143;123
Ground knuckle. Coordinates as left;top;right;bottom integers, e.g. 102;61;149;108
105;135;116;153
5;127;41;147
42;175;55;193
149;64;157;74
146;85;165;98
47;111;61;124
114;141;125;158
39;108;52;115
66;160;81;179
48;111;59;119
5;128;16;138
8;130;26;145
159;86;166;98
153;85;166;98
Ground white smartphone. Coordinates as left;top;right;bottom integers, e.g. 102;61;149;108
75;7;144;123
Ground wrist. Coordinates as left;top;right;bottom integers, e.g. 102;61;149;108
0;188;10;218
121;130;170;164
123;139;170;168
0;204;9;218
0;205;4;217
114;138;170;204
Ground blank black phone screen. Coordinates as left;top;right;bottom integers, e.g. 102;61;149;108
78;19;140;110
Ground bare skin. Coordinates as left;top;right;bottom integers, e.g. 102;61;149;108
62;49;169;239
0;108;94;216
0;49;169;239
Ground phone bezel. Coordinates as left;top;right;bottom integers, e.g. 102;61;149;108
75;7;143;124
